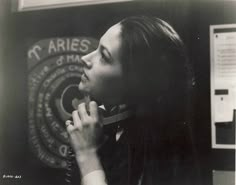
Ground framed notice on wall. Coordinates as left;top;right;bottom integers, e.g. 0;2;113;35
210;24;236;149
16;0;133;11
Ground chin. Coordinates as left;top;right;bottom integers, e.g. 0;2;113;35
78;82;90;95
78;82;83;90
78;83;86;93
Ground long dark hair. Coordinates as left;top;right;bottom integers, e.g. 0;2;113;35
120;16;192;119
117;16;197;185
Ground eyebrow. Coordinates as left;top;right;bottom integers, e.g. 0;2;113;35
100;44;113;61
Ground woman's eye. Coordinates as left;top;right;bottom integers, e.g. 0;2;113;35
101;52;110;63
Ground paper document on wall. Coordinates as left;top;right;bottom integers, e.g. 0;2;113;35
214;88;234;122
211;25;236;122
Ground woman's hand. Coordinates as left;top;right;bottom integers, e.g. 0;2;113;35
66;101;107;178
66;101;103;156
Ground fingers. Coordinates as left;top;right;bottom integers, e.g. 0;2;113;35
78;103;89;123
78;101;100;126
72;110;83;130
89;101;99;121
65;120;74;132
84;95;91;111
67;101;99;133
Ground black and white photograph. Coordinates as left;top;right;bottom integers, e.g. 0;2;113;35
0;0;235;185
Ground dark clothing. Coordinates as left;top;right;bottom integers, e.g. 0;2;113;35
97;115;200;185
68;102;201;185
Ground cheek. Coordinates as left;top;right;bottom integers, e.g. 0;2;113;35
96;68;123;89
100;72;122;86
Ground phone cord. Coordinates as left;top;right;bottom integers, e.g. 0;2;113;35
65;146;75;185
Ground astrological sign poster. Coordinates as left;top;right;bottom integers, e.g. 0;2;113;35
210;24;236;149
27;37;98;168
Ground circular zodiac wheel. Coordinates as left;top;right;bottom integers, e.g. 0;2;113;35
28;37;98;168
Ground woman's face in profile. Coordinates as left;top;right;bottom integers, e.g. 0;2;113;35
79;23;125;105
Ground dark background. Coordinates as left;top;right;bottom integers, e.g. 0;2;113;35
0;0;235;185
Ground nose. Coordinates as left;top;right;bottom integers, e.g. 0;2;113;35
81;51;94;69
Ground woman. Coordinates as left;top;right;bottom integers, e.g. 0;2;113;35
65;16;198;185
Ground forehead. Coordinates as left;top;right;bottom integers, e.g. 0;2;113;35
100;23;122;59
101;23;122;43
